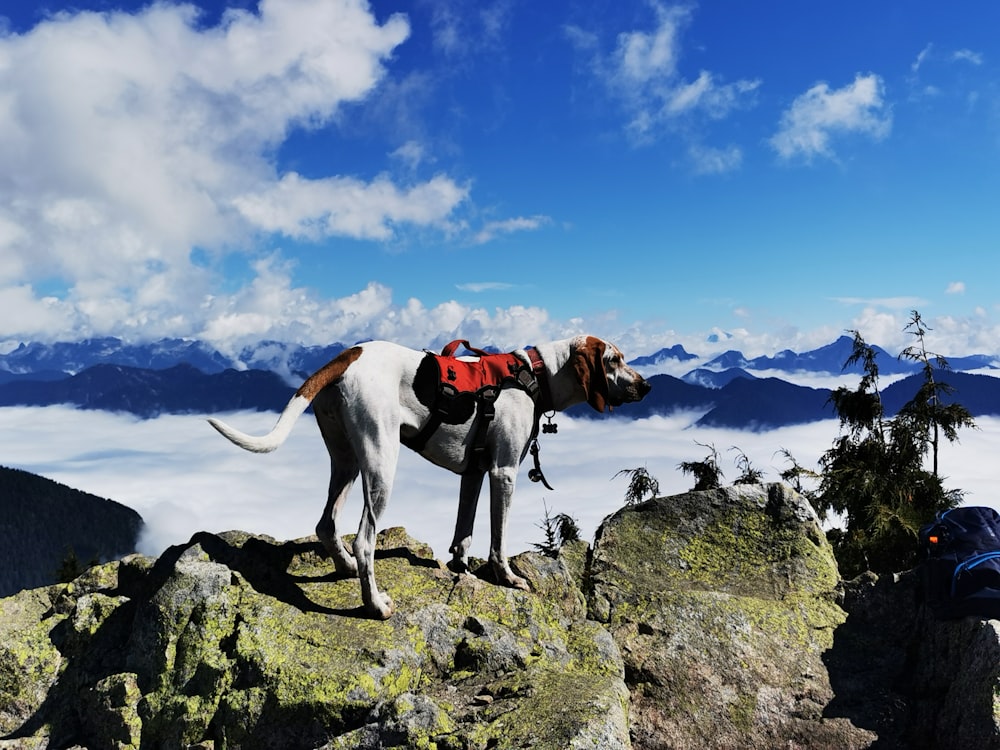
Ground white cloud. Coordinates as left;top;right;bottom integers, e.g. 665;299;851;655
191;266;563;356
390;140;431;170
472;215;551;244
615;4;686;83
426;0;512;59
689;143;743;175
947;281;966;295
567;2;758;163
832;295;927;310
953;49;984;66
232;172;469;241
770;74;892;162
456;282;516;293
0;286;75;338
912;44;933;74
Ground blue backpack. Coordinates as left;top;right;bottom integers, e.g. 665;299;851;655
919;506;1000;620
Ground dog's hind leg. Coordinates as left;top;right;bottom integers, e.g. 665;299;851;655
353;438;399;620
487;466;530;591
448;471;484;574
313;404;361;576
316;457;360;576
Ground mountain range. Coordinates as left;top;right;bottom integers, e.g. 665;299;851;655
0;335;998;429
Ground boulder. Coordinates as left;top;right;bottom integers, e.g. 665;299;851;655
0;528;628;750
588;483;875;749
829;569;1000;749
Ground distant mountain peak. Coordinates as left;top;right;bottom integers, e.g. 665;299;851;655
629;344;698;368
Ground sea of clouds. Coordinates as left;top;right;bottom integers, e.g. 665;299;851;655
4;404;998;563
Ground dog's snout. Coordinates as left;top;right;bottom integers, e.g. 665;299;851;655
638;378;651;397
623;373;651;402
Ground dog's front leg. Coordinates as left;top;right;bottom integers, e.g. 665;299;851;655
487;466;529;591
448;471;484;574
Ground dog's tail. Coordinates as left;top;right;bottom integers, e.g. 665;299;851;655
207;394;311;453
207;345;365;454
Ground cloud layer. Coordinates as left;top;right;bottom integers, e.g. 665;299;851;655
5;405;998;566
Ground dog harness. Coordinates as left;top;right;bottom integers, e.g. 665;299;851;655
402;340;553;479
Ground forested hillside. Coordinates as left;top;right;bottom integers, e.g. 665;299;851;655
0;466;143;596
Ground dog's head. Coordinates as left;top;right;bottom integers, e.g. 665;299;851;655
572;336;651;413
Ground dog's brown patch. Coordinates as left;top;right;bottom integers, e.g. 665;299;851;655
295;346;364;401
572;336;610;413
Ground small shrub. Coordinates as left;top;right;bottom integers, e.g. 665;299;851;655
613;466;660;506
678;441;723;491
533;501;581;557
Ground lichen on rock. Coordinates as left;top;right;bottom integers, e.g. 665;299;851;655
588;483;874;750
5;482;1000;749
0;526;629;749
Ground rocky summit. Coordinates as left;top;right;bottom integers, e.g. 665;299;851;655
1;484;999;749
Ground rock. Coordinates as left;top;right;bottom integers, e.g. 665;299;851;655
829;569;1000;749
5;483;1000;749
0;527;629;749
588;483;875;749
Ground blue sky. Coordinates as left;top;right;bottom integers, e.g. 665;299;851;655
2;0;999;360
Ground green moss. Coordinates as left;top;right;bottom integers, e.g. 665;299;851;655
0;589;66;735
72;559;123;593
464;666;621;749
88;672;143;750
0;529;630;749
71;592;127;637
677;506;839;597
728;692;758;734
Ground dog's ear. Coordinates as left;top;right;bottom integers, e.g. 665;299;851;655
573;336;611;413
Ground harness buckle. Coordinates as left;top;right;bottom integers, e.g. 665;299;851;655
517;367;540;397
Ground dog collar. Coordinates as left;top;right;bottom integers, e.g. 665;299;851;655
526;347;554;414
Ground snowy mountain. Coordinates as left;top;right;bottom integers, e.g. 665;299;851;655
0;335;997;428
0;337;231;375
628;344;698;368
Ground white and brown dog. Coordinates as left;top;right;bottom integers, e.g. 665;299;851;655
208;335;650;618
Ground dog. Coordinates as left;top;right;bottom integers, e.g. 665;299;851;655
208;335;650;618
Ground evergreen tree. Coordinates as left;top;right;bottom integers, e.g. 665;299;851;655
897;310;977;477
533;502;581;557
816;321;971;577
775;447;820;500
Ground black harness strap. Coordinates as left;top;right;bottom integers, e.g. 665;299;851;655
469;385;500;459
401;393;449;453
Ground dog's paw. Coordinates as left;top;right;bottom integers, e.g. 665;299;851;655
367;594;395;620
507;575;530;592
497;570;530;592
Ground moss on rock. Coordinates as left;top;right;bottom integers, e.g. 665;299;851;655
0;588;66;738
589;483;872;750
0;526;629;749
